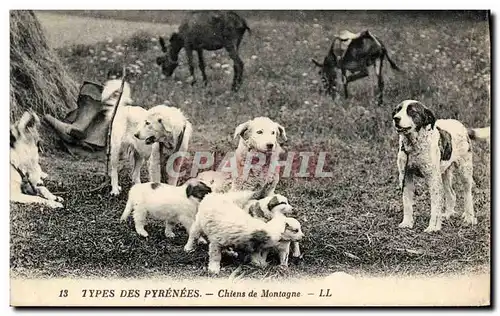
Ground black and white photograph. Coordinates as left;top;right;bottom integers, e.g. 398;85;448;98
8;7;491;307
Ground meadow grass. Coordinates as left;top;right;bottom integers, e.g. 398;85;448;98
11;11;490;279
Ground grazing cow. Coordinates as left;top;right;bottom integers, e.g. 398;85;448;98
312;30;401;106
156;11;251;91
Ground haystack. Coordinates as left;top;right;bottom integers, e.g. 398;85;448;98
10;10;77;121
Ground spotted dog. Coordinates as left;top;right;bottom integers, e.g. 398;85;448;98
244;195;304;267
245;194;302;258
121;178;212;239
10;111;63;208
183;182;303;274
392;100;489;232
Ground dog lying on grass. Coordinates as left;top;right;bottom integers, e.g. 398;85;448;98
184;183;304;274
120;178;212;239
10;111;64;209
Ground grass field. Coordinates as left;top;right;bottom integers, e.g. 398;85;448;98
11;11;491;279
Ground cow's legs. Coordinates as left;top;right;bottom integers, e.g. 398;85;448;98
197;49;208;86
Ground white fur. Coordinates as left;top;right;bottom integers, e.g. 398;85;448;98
393;100;481;232
106;79;193;195
10;111;64;208
105;79;152;196
184;188;303;274
120;179;208;239
232;117;287;193
135;105;193;186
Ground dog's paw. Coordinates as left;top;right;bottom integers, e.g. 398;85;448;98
292;250;303;259
208;263;220;275
40;171;49;179
48;200;64;209
462;213;478;225
164;231;176;238
55;195;64;202
197;237;208;245
398;220;414;229
137;230;149;238
110;186;122;196
423;225;441;233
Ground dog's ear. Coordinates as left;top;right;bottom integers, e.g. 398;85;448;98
311;58;323;67
276;123;287;143
234;121;251;140
186;182;212;200
10;128;17;148
18;111;40;132
410;102;436;131
249;202;266;218
267;196;280;211
159;36;167;52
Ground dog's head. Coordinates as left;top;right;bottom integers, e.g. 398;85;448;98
196;171;231;193
101;78;133;107
392;100;436;134
156;34;183;77
134;105;187;148
281;217;304;242
234;117;287;152
248;194;294;220
185;179;212;202
10;111;43;188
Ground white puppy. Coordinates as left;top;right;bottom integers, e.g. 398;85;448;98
244;194;303;259
10;111;64;208
105;79;153;196
120;178;212;238
184;183;304;274
134;105;193;186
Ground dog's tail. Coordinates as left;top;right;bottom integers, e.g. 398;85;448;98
120;194;134;222
468;127;490;143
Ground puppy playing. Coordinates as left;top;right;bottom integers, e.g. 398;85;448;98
120;178;212;238
184;183;304;274
10;111;64;209
392;100;489;232
134;105;193;186
244;194;303;259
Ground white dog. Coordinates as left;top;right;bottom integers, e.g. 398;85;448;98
184;183;304;274
134;104;193;186
10;111;63;208
392;100;489;232
195;117;287;194
232;117;287;193
105;79;152;196
120;178;212;238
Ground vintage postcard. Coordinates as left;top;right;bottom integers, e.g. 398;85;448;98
9;9;491;307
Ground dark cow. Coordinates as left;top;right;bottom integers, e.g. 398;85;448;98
312;30;401;106
156;11;251;91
